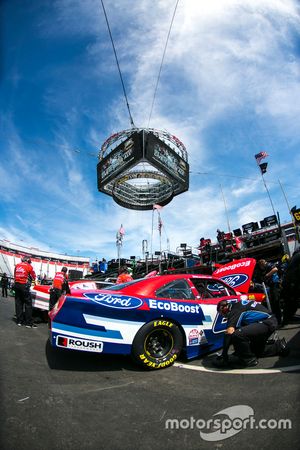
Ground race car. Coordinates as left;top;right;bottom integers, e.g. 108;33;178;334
31;279;114;311
48;271;262;370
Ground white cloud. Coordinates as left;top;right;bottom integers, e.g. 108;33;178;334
1;0;299;261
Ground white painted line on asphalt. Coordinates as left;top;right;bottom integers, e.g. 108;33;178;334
174;362;300;375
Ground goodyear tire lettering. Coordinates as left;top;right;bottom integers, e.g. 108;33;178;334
132;320;183;370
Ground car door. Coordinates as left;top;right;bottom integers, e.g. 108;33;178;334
189;277;240;334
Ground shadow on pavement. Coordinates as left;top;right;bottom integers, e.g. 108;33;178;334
45;339;144;372
199;328;300;372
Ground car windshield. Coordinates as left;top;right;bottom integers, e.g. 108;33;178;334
156;279;195;300
191;278;236;298
103;279;144;290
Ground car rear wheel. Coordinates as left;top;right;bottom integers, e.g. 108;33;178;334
132;320;183;369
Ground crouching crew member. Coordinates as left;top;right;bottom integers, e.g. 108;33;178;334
214;299;278;368
14;256;37;328
49;267;71;310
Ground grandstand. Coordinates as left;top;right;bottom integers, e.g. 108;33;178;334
0;239;90;281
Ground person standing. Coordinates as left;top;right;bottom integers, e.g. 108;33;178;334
281;249;300;325
49;267;71;310
116;266;133;284
14;256;37;328
99;258;108;273
1;273;9;297
252;258;282;325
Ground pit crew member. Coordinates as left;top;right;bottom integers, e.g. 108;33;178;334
14;256;37;328
214;299;278;368
49;267;71;310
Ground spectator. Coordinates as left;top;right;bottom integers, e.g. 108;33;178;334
1;273;9;298
252;258;282;325
216;229;226;250
281;249;300;325
116;266;133;284
41;274;48;285
199;237;205;248
92;261;99;273
214;299;278;368
14;256;37;328
252;259;277;284
277;254;290;286
99;258;108;273
49;267;71;311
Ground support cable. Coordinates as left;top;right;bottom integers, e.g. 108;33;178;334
147;0;180;127
100;0;135;128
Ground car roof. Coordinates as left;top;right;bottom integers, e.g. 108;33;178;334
105;273;217;296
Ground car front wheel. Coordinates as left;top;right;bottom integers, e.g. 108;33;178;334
131;319;183;370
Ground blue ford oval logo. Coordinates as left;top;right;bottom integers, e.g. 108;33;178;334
83;293;143;309
220;274;249;288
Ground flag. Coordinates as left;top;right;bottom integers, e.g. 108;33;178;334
153;204;163;210
259;162;268;174
255;151;268;164
116;224;125;246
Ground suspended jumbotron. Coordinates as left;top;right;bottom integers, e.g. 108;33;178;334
97;128;189;210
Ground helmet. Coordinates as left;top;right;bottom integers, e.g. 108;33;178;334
217;299;231;316
281;254;289;263
21;256;31;264
61;267;68;273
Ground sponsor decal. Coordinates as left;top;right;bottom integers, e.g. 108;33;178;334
212;313;228;333
212;299;239;333
149;299;201;314
214;260;251;275
56;336;103;352
206;283;226;292
188;329;208;345
84;293;143;309
188;329;199;345
220;274;249;288
139;353;177;369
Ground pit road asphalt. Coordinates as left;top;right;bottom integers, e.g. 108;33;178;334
0;294;299;450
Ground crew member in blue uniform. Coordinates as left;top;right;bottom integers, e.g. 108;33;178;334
214;299;278;367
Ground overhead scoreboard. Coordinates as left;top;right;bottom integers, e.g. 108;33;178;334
97;128;189;210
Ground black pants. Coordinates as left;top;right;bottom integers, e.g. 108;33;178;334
231;317;278;360
269;284;282;325
49;288;62;310
2;286;8;297
15;283;33;325
282;282;299;324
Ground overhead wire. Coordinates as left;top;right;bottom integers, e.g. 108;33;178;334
100;0;135;128
147;0;180;128
142;0;181;197
190;171;294;185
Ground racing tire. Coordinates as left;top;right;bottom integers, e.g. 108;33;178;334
131;320;183;370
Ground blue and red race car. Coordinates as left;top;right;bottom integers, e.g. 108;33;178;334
48;259;265;370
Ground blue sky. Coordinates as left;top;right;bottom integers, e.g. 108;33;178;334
1;0;300;262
